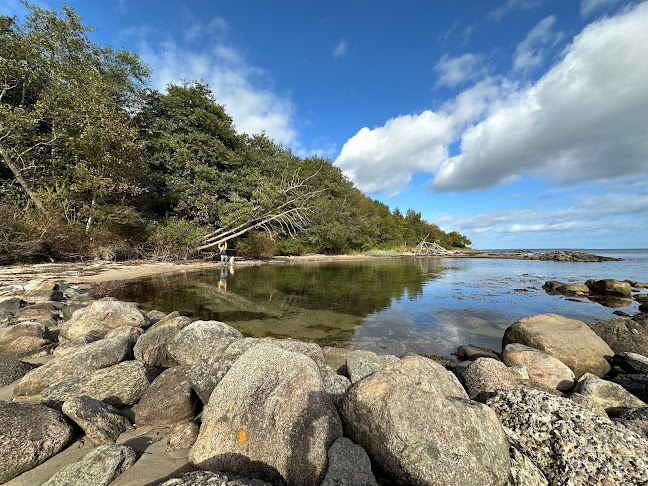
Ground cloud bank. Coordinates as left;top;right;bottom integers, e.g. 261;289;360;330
335;2;648;195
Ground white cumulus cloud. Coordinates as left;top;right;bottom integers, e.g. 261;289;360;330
433;2;648;190
139;39;297;145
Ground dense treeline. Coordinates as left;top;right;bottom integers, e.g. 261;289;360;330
0;4;470;263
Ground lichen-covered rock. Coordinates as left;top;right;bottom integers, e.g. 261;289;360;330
573;375;646;412
502;313;613;378
168;320;243;365
60;297;149;340
53;335;98;357
502;343;575;391
0;401;74;483
346;350;381;383
487;388;648;485
569;392;609;418
590;318;648;356
41;360;160;409
159;471;273;486
133;365;197;426
462;357;517;402
586;278;633;297
41;444;138;486
189;337;332;405
189;343;342;486
0;321;55;358
167;420;200;452
321;437;378;486
61;395;132;446
615;418;648;440
508;445;548;486
13;333;135;398
134;316;192;368
341;354;511;486
0;357;39;386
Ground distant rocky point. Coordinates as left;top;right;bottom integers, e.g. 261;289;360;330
525;251;623;262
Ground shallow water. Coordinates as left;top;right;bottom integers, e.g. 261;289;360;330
109;249;648;357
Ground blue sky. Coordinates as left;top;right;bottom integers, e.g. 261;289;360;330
3;0;648;249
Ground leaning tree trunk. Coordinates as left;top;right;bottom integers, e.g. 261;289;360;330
0;145;46;215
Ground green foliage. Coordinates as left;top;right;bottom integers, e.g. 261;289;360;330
0;3;471;262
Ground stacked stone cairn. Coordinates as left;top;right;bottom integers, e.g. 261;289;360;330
1;278;648;485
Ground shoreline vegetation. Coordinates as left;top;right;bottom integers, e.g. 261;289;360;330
1;4;470;266
1;276;648;485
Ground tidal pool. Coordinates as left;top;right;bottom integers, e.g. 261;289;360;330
108;251;648;357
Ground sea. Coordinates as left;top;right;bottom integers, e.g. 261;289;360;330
109;249;648;358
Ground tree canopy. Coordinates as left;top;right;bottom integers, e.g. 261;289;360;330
0;3;471;262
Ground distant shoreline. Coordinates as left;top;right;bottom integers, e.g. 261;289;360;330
0;249;630;290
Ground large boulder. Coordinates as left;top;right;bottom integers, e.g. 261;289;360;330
0;401;75;483
501;343;575;391
62;395;133;446
13;333;135;398
0;296;21;318
41;444;138;486
341;354;511;486
133;365;197;426
0;321;55;358
461;357;517;402
60;297;149;340
41;360;160;409
0;357;39;386
321;438;378;486
613;351;648;374
189;337;332;405
611;374;648;402
586;279;633;297
487;388;648;485
573;374;646;412
502;313;613;378
168;320;243;365
589;318;648;355
134;316;192;368
508;445;548;486
189;343;342;486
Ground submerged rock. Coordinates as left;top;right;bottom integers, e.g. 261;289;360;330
527;251;622;262
586;278;633;297
341;354;511;486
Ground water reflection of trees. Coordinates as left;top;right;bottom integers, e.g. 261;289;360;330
108;259;449;339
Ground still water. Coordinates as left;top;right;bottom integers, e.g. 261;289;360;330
109;249;648;357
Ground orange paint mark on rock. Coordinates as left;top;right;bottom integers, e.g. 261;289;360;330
238;430;247;445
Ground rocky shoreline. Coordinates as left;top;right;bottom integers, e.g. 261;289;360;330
1;277;648;485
